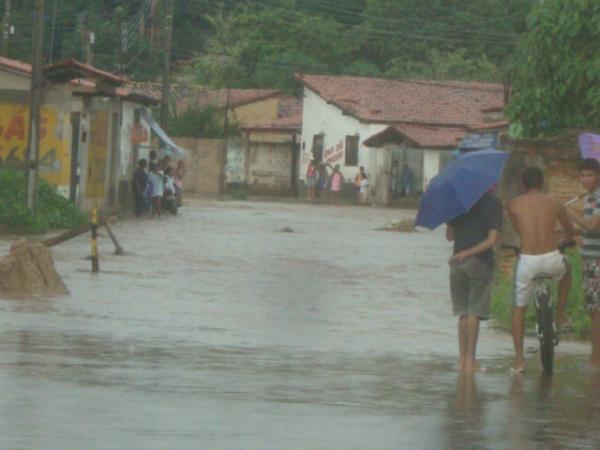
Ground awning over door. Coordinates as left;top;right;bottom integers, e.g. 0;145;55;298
137;108;187;157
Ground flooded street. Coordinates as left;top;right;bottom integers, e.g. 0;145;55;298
0;199;598;449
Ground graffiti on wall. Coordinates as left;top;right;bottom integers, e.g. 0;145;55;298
0;104;70;186
86;111;108;199
323;140;344;164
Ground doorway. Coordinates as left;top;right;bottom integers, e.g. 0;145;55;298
69;113;81;203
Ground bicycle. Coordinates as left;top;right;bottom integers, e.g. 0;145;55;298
503;241;576;375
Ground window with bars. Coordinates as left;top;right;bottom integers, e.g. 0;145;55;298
312;134;324;162
345;135;359;166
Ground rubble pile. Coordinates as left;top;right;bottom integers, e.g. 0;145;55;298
0;240;68;297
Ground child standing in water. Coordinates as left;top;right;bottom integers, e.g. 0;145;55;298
306;160;317;200
174;160;186;206
148;162;163;217
163;166;178;215
359;175;369;204
330;164;343;202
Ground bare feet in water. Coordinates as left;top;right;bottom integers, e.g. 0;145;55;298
512;358;526;374
463;360;485;373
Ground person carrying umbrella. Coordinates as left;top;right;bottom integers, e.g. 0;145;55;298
416;150;507;372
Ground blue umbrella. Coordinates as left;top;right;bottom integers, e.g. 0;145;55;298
415;149;509;230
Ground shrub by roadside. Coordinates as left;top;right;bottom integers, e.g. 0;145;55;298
0;169;87;234
491;249;590;338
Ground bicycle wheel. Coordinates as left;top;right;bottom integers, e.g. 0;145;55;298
535;292;555;375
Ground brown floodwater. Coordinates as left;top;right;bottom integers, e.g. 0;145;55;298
0;199;597;449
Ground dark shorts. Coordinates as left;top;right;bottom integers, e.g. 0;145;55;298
583;258;600;312
450;257;494;320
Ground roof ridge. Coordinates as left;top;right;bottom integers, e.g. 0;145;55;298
298;72;503;90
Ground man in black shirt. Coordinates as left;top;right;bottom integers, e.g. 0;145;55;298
133;159;148;216
446;191;503;372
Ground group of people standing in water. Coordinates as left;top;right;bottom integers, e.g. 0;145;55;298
132;150;186;217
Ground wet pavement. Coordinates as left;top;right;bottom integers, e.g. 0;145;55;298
0;199;599;449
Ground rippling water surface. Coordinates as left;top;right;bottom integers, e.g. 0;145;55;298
0;200;597;449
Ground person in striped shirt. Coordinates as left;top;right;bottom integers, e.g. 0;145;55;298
568;158;600;369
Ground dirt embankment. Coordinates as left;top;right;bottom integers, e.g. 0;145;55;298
0;240;68;297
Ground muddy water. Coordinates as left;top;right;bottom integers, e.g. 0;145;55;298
0;200;598;449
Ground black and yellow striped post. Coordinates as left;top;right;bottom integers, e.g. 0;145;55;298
91;208;99;272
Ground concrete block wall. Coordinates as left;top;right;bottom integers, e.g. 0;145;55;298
172;137;225;194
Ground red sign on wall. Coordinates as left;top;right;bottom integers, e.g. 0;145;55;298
130;124;149;144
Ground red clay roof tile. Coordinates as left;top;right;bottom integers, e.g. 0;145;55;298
297;73;507;129
364;124;468;148
0;56;32;75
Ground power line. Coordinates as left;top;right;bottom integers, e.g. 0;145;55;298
177;0;519;48
295;0;521;39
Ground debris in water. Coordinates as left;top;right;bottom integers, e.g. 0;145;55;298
280;226;294;233
378;219;416;233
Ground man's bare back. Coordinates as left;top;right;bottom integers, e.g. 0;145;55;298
508;191;573;255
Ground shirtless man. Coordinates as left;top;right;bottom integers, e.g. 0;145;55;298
507;166;576;373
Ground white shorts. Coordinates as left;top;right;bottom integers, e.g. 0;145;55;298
513;250;569;307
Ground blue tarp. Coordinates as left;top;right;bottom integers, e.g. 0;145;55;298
137;108;188;158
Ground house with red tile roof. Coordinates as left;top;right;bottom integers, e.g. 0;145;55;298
132;81;305;195
296;73;507;205
0;56;161;211
131;82;285;129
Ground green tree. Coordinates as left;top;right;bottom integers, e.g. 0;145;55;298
1;0;535;87
385;49;501;82
187;2;354;90
508;0;600;137
169;104;239;138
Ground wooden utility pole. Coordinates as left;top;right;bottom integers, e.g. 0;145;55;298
1;0;11;57
48;0;57;63
119;22;127;75
160;0;174;129
79;14;93;65
149;0;157;50
25;0;45;212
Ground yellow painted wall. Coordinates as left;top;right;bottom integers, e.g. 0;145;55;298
248;131;295;144
230;97;279;128
86;110;109;199
0;103;71;186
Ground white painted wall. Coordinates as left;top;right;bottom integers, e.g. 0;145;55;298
121;102;151;178
300;88;386;183
423;150;441;192
299;87;454;201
